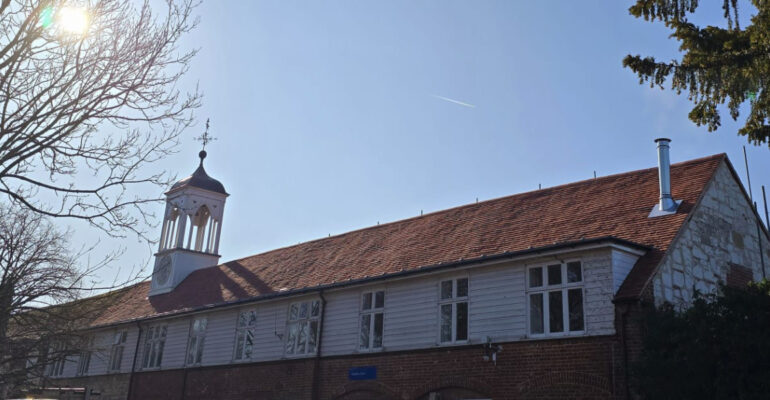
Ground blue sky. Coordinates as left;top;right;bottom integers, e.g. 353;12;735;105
79;1;770;285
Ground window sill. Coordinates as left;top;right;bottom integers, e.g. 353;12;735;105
283;352;317;359
356;347;384;354
526;331;586;340
438;340;469;346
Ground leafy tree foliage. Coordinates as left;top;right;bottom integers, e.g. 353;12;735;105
624;0;770;145
635;280;770;400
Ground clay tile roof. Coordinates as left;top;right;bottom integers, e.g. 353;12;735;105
91;154;726;327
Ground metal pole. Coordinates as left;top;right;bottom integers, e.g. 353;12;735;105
743;146;753;201
763;186;769;230
756;201;766;279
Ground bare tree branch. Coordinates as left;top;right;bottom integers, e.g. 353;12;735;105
0;204;141;397
0;0;202;240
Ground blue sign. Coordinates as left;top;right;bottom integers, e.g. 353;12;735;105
348;366;377;381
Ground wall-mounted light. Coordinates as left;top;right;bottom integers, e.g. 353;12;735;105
482;336;503;365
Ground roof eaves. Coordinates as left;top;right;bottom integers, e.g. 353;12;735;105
88;236;649;330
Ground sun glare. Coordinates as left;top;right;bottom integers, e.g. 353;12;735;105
57;7;89;35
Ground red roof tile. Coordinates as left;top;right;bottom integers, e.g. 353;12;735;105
91;154;726;326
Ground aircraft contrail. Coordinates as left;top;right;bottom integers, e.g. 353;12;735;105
431;94;476;108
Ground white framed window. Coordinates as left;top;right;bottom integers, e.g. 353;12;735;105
186;317;207;365
76;336;93;376
108;331;127;372
359;290;385;351
285;299;321;356
527;261;585;336
141;325;167;369
438;277;469;344
46;341;66;377
233;310;257;361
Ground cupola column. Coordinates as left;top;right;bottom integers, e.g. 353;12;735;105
214;219;223;254
175;212;188;249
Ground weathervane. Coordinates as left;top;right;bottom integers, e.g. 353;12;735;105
194;118;217;165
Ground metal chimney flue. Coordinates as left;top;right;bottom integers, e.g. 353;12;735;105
650;138;680;217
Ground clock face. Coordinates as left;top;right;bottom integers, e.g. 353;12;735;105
153;255;172;287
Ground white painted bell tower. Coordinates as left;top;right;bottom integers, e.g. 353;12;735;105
150;131;228;295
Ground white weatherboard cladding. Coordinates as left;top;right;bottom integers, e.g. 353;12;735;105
611;250;641;294
468;263;525;340
158;318;190;368
85;329;113;375
120;326;140;372
581;251;615;335
321;290;360;356
383;276;438;350
200;309;238;365
653;162;770;306
68;247;624;376
250;302;286;361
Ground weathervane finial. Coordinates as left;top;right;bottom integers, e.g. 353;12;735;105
194;118;217;165
195;118;217;150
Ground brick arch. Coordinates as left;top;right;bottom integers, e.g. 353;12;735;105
518;372;612;400
331;381;403;400
410;376;492;400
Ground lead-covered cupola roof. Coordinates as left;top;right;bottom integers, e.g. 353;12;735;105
168;150;227;195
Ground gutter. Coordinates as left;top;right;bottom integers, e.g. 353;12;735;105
311;290;327;400
125;322;142;400
90;236;650;330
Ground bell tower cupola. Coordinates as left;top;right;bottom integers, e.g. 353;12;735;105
150;121;228;296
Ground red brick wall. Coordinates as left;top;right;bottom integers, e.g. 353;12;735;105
128;335;630;400
726;263;753;288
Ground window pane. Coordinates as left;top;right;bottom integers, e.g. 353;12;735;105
299;302;308;319
297;322;307;353
457;278;468;297
196;337;205;364
285;323;298;354
456;302;468;341
568;288;585;331
548;264;562;285
567;262;582;283
359;314;371;349
373;313;383;348
187;337;197;364
289;303;299;321
440;280;453;299
440;304;452;342
308;321;318;353
157;340;165;366
247;311;257;326
235;332;245;359
199;317;208;331
549;291;564;333
529;267;543;288
311;300;321;317
374;291;385;309
362;292;372;310
147;344;156;368
529;293;544;334
244;330;253;358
